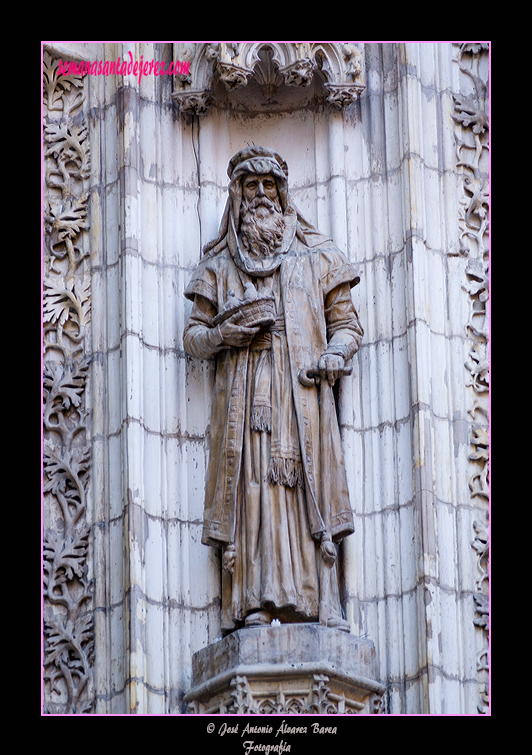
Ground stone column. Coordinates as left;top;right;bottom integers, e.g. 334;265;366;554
43;42;489;715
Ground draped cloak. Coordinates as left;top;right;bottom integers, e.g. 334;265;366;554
183;147;363;629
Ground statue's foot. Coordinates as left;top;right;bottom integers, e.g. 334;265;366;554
245;610;272;626
326;616;351;633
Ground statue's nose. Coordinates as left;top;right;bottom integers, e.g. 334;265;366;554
256;181;266;197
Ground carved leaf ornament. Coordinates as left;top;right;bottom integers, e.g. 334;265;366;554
452;42;490;715
42;50;93;714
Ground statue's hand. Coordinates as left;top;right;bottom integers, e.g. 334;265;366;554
217;313;259;348
222;543;236;574
317;353;345;386
320;533;337;566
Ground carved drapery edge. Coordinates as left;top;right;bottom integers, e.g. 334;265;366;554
172;43;365;114
451;42;490;714
42;50;94;714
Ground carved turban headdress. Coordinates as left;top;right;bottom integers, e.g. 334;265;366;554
202;146;331;275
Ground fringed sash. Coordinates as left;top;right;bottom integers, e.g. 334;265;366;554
249;315;303;488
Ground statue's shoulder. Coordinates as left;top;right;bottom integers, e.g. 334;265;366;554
184;245;234;303
310;244;361;293
288;237;359;288
292;235;347;263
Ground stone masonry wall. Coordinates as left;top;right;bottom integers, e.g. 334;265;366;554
42;42;489;715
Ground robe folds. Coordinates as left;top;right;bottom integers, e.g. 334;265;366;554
184;236;363;628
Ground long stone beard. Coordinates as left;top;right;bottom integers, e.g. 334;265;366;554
239;197;286;258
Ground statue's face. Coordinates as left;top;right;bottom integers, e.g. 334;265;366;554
239;171;285;258
242;173;279;205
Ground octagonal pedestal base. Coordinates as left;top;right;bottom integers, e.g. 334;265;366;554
185;624;385;714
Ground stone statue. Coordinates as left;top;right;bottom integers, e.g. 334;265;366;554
183;147;363;634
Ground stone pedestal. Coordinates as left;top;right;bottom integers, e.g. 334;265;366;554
42;42;489;716
184;624;385;714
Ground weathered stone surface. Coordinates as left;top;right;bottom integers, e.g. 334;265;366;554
172;43;364;114
183;146;364;635
185;624;385;714
42;42;490;716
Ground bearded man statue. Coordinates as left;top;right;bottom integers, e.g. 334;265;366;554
183;147;363;634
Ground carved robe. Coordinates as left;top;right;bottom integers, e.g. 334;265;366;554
184;234;363;632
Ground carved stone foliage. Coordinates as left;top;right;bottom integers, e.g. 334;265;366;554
172;43;365;114
452;42;489;715
42;51;93;714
